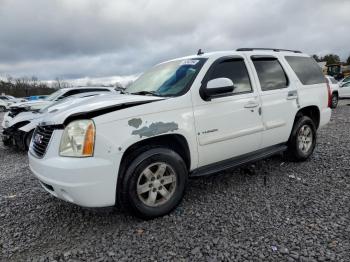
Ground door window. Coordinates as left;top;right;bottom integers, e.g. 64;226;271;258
252;57;288;91
207;58;252;95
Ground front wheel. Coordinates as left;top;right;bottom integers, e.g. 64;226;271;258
119;148;188;219
286;116;317;161
331;93;338;109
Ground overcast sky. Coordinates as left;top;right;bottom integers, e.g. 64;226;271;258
0;0;349;81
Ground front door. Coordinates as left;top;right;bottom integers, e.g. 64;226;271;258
192;56;263;167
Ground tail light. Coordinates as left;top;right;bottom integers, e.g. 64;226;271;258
326;82;332;108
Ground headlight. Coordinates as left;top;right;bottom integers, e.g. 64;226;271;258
59;119;95;157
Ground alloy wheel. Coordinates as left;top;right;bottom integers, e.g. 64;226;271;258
297;125;313;154
136;162;177;207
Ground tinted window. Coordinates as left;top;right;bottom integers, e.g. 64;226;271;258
252;57;288;91
84;88;110;92
209;59;252;94
285;56;325;85
58;90;79;99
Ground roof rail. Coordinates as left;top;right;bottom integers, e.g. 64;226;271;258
236;48;302;53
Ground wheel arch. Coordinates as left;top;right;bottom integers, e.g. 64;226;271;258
116;133;191;205
293;105;320;129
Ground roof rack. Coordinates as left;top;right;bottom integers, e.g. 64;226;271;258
236;48;302;53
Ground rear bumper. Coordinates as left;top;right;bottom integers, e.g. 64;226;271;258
319;107;331;128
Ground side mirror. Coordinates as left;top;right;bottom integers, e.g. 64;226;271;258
204;78;234;98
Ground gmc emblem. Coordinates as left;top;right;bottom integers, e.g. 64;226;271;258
33;133;44;144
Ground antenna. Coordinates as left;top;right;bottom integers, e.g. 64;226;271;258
197;49;204;55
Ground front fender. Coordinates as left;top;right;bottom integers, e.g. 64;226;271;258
95;109;198;171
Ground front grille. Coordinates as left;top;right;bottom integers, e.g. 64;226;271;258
31;125;55;158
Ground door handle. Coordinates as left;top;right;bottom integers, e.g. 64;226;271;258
287;90;298;100
244;101;259;108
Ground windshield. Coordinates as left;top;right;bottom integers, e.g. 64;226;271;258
44;90;66;101
126;58;206;96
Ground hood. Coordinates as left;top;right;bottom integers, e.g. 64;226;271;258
41;93;112;114
10;100;49;109
8;100;51;118
40;94;164;125
7;111;40;128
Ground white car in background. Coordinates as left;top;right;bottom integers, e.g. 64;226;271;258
325;75;339;108
0;95;27;105
2;87;117;150
0;99;12;112
339;81;350;98
7;87;116;117
338;76;350;87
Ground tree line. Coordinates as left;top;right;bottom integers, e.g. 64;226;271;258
312;54;350;65
0;76;60;98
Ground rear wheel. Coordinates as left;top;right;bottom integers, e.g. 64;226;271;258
0;106;6;112
119;148;188;219
286;116;317;161
331;93;338;109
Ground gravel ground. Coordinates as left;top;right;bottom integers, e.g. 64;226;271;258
0;104;350;262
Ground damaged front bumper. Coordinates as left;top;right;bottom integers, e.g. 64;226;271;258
2;121;31;149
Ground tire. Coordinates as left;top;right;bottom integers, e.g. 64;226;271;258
2;137;12;147
24;130;34;151
0;106;6;112
286;116;317;162
331;93;338;109
119;147;188;219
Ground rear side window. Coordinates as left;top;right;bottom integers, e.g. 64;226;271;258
252;57;288;91
208;58;252;94
285;56;325;85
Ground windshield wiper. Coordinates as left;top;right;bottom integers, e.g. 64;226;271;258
131;91;160;96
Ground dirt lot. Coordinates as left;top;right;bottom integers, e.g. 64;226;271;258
0;103;350;261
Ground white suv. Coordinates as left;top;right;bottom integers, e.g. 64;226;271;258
29;48;331;219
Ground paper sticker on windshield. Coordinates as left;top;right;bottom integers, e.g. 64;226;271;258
180;59;200;66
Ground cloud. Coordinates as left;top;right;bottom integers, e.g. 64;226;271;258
0;0;349;81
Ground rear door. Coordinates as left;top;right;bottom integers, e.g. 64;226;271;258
248;55;299;148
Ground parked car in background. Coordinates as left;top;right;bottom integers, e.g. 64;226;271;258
338;76;350;87
325;75;339;108
339;81;350;98
0;99;12;112
2;87;117;150
6;87;117;119
26;95;48;101
0;95;27;103
28;48;331;219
